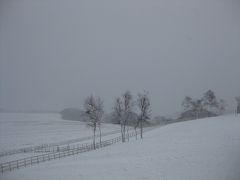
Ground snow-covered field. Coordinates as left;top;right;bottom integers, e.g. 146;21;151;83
0;113;120;152
1;114;240;180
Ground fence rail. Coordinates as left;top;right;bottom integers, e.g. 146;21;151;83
0;129;123;157
0;127;155;174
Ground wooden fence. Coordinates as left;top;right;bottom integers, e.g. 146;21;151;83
0;129;123;157
0;128;153;174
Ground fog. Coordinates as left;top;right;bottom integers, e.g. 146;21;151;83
0;0;240;116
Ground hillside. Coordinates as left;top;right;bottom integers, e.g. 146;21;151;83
2;115;240;180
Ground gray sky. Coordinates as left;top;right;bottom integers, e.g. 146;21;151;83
0;0;240;116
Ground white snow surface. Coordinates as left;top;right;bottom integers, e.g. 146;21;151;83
0;113;120;152
1;114;240;180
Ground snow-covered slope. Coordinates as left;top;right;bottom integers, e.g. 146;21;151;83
0;113;120;152
2;115;240;180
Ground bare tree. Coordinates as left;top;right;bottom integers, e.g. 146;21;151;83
134;119;139;140
137;92;151;139
84;95;104;149
113;91;133;142
98;119;102;145
122;91;133;142
113;97;124;142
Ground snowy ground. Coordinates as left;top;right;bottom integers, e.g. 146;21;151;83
0;113;120;153
1;114;240;180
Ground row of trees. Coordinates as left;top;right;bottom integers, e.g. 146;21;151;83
83;91;151;149
61;90;239;149
180;90;226;120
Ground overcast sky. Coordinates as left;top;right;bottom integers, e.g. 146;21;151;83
0;0;240;116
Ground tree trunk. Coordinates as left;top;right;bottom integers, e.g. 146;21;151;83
123;124;126;142
140;120;143;139
135;127;138;140
99;126;102;146
93;127;96;150
127;126;129;142
121;124;124;142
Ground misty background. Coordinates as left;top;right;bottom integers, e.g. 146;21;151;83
0;0;240;116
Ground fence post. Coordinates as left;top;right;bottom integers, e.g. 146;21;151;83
0;127;155;174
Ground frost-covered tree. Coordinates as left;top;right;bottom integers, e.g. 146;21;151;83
180;90;224;120
203;90;218;114
182;96;193;111
113;91;133;142
181;96;202;114
113;97;124;141
122;91;134;142
181;97;205;119
84;95;104;149
137;92;151;139
191;99;204;119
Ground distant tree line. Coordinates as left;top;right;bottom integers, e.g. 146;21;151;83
60;108;85;121
179;90;226;120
